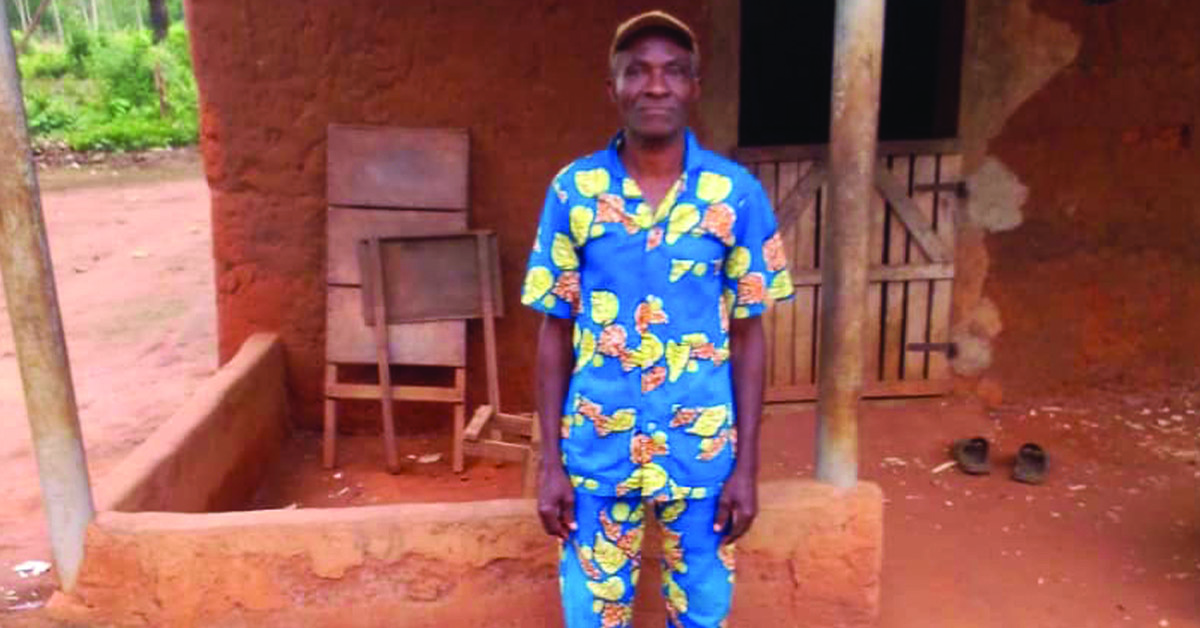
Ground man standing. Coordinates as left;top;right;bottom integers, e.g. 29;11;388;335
521;11;794;628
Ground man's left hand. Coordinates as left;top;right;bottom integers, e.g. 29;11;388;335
713;467;757;544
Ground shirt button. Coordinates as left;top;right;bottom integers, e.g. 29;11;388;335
647;422;657;431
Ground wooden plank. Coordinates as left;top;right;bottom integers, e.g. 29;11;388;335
905;155;938;381
360;231;503;324
453;368;466;473
790;264;954;286
764;377;953;403
812;282;823;387
463;439;529;464
327;124;469;210
733;138;962;165
874;168;951;263
774;164;827;231
489;234;505;317
476;233;502;410
928;154;960;381
368;238;401;474
522;416;542;498
326;286;466;366
323;364;338;469
764;384;818;403
866;377;956;398
325;382;463;403
327;207;466;286
881;156;911;383
791;161;817;386
465;405;493;442
758;162;778;385
771;161;800;387
494;412;536;438
864;158;887;383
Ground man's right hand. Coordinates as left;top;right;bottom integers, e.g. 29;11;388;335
537;464;577;539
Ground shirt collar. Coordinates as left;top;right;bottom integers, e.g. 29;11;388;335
607;128;702;180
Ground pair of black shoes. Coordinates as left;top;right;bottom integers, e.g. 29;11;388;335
950;437;1047;484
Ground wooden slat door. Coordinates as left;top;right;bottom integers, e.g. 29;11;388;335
737;140;962;402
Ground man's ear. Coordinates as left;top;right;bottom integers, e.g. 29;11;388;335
606;76;617;104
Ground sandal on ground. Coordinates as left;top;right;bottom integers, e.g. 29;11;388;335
950;437;991;475
1012;443;1048;485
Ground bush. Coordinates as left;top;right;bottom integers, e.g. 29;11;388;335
64;23;93;77
91;31;157;111
24;86;75;134
19;49;72;79
18;24;200;152
63;115;197;151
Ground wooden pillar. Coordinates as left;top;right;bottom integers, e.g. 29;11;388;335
0;13;95;591
699;0;741;155
815;0;886;489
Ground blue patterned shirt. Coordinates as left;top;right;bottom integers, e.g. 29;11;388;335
522;129;794;501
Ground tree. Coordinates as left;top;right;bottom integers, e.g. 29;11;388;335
50;0;62;42
15;0;30;31
148;0;165;42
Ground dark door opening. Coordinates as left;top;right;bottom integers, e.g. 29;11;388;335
739;1;965;147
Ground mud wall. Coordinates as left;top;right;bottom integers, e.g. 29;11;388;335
956;0;1200;399
184;0;709;427
49;480;882;627
96;333;288;513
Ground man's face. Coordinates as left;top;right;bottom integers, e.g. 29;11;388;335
608;32;699;143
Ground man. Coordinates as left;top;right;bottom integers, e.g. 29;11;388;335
520;10;794;628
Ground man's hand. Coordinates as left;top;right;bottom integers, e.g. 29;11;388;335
719;316;764;545
537;464;577;539
534;314;577;539
714;466;757;544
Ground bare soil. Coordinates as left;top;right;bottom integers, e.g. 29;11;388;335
1;161;1197;627
0;156;214;619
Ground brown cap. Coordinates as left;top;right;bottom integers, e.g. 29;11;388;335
610;10;698;62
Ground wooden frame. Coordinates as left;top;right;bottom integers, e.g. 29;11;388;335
324;125;476;473
740;139;962;402
326;231;501;474
463;407;542;497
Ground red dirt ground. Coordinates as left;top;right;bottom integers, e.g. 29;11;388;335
1;164;1197;627
0;157;215;621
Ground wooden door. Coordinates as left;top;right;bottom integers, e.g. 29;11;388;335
735;140;962;402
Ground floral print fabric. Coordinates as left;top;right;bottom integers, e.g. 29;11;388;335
522;129;795;501
560;492;735;628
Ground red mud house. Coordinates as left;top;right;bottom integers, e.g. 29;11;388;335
1;0;1195;626
198;0;1197;427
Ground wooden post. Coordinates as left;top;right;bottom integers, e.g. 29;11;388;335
367;238;401;474
0;16;95;591
815;0;886;489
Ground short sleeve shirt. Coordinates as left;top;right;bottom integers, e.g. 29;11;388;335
521;129;795;501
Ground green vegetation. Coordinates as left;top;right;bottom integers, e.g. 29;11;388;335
8;0;197;152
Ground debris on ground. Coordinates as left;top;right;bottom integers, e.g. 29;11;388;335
12;561;51;578
931;460;957;474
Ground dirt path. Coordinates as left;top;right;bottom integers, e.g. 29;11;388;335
1;168;1197;626
0;168;215;615
757;394;1200;628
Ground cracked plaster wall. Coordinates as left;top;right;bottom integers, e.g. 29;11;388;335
958;0;1200;401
